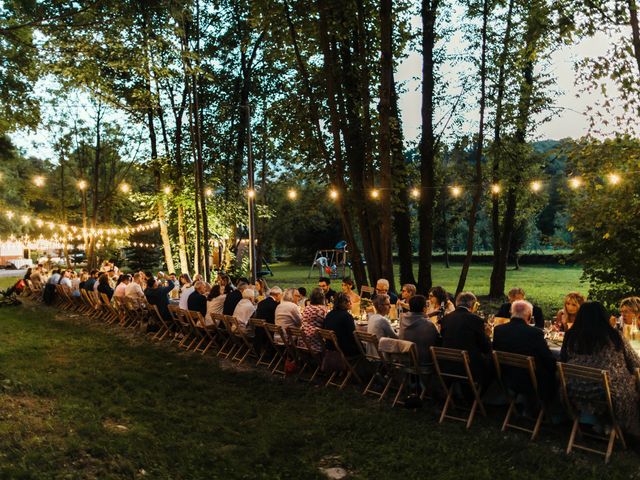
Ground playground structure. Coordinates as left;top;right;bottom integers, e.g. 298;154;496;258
307;241;350;279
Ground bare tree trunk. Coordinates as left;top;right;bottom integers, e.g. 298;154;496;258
456;0;489;296
418;0;439;294
87;101;103;270
629;0;640;75
378;0;395;290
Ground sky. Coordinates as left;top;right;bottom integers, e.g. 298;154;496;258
11;27;620;162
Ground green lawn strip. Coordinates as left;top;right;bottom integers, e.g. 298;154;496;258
0;302;638;479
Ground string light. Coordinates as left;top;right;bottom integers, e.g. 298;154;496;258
77;180;88;190
6;211;14;219
247;189;256;199
491;183;501;195
205;188;213;197
329;189;339;200
120;182;131;193
608;173;621;185
568;177;582;189
451;185;462;198
287;189;297;200
21;215;30;224
530;181;542;192
163;186;171;194
370;189;380;199
33;176;45;187
410;188;420;199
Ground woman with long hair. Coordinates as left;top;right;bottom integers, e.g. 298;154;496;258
554;292;586;332
560;301;640;437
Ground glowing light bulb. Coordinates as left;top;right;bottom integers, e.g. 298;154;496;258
21;215;30;224
6;210;14;219
451;185;462;197
36;219;44;227
491;183;501;195
410;188;420;199
530;181;542;192
287;189;297;200
205;188;213;197
370;189;380;199
568;177;582;189
329;189;339;200
33;175;45;187
608;173;621;186
247;189;256;199
77;180;88;190
120;182;131;193
163;186;171;194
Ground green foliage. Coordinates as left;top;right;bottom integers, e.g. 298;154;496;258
565;135;640;305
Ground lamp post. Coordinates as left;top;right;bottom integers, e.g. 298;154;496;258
242;104;258;284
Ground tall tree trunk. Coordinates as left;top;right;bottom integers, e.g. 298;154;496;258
456;0;489;296
316;0;368;286
489;0;515;298
418;0;439;294
391;78;416;285
629;0;640;75
87;102;103;269
378;0;395;290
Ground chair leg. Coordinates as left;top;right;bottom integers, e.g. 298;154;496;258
439;388;454;424
467;399;479;429
567;418;579;455
502;401;516;432
605;428;616;464
531;408;545;441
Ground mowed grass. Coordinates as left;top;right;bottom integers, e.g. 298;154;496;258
1;289;639;478
268;262;587;318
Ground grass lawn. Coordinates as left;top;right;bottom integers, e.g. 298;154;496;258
0;292;638;478
266;262;587;318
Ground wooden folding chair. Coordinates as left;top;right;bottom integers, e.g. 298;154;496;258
185;310;209;353
378;338;432;407
99;293;120;324
317;328;362;389
264;323;289;375
79;289;97;315
287;326;324;382
430;346;486;428
557;362;626;463
211;313;235;359
249;318;273;368
192;312;221;355
228;316;259;365
493;351;546;440
148;304;172;341
353;331;388;400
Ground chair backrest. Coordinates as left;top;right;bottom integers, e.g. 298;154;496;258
378;338;419;370
430;346;474;382
492;350;539;395
360;285;374;298
265;322;287;346
557;362;614;420
353;331;381;360
100;292;112;306
188;310;206;328
317;328;349;358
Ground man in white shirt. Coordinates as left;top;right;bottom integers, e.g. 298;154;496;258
179;280;195;311
125;272;145;300
233;288;257;328
59;270;73;290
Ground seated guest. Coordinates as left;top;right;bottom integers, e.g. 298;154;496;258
30;265;44;289
553;292;585;332
367;294;398;356
372;278;398;304
440;292;492;385
205;285;227;324
397;283;417;313
612;296;640;331
275;288;303;336
217;273;234;293
399;295;439;365
561;302;640;437
297;287;308;308
255;286;282;324
97;273;114;300
168;273;180;299
341;277;361;306
496;287;544;329
114;274;131;299
223;279;248;315
144;276;175;322
255;278;269;300
318;277;337;304
178;274;194;311
125;272;146;301
187;280;208;317
493;300;557;403
47;269;61;285
323;292;360;357
73;272;88;297
426;286;455;324
301;287;327;352
82;270;99;291
59;270;73;290
233;288;257;328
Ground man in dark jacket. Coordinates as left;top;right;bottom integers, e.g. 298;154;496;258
440;292;492;386
187;280;208;316
318;277;337;304
255;286;282;324
144;277;175;323
495;287;545;329
223;279;248;315
492;300;557;403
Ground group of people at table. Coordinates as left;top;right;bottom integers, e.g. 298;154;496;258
25;263;640;441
